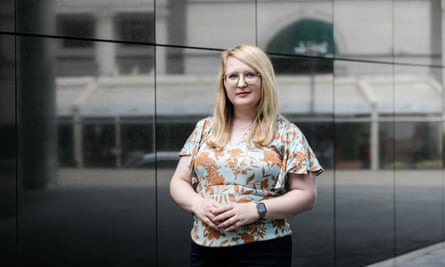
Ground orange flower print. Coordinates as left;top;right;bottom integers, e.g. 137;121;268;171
239;232;255;243
183;115;322;247
260;178;269;190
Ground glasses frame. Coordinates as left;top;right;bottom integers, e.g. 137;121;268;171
223;71;261;86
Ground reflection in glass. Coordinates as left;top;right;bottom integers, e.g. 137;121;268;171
394;0;441;66
0;31;16;265
333;1;393;64
4;0;445;266
393;64;443;256
333;60;396;266
115;13;155;44
258;3;337;263
156;47;221;266
181;0;256;49
56;14;95;48
18;35;157;265
53;1;156;42
267;19;334;74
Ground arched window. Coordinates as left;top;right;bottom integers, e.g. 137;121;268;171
266;19;335;74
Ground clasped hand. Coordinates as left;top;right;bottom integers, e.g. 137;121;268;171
193;198;260;232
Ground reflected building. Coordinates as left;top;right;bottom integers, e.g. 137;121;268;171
2;1;445;267
54;0;443;171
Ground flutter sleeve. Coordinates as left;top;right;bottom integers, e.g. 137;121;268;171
179;118;209;176
275;122;324;191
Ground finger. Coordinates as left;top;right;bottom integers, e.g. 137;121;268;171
203;210;218;223
213;210;234;223
212;207;235;219
217;214;237;229
208;213;220;225
209;202;221;211
204;217;218;230
212;205;233;215
221;219;240;232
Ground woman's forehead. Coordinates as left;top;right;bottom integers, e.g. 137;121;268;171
225;57;254;72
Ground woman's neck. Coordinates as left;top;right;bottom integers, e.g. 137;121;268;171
229;112;255;146
232;108;257;123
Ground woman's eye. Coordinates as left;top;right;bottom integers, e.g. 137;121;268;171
245;72;256;78
228;74;239;80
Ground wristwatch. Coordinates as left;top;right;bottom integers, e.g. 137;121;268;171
256;202;267;219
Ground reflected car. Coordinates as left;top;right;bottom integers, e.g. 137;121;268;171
125;151;179;168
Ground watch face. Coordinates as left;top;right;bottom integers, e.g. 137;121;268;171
258;203;266;212
257;203;267;217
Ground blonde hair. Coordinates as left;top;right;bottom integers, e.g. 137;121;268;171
208;44;279;148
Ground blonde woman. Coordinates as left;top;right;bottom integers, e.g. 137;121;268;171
170;44;323;267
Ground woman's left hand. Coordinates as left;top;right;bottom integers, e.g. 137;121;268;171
211;202;259;232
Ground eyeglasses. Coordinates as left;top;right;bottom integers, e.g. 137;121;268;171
223;71;261;86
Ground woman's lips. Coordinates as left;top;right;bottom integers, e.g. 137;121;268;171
236;92;249;97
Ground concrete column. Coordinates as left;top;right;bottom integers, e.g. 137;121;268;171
440;0;445;158
166;0;185;74
114;116;122;167
156;9;169;75
96;12;116;76
370;107;379;170
17;0;56;189
432;1;443;83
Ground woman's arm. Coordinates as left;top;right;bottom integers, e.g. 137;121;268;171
261;172;317;220
169;156;222;230
212;172;317;232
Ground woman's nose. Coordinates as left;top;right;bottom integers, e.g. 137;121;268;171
237;75;247;87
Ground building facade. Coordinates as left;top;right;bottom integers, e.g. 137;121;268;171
1;0;444;266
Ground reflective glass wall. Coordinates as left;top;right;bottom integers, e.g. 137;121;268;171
0;0;16;266
1;0;443;266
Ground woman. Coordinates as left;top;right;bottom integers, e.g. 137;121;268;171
169;44;323;267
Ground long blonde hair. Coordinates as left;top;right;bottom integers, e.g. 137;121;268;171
208;44;279;149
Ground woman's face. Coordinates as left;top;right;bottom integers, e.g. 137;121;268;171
223;56;262;112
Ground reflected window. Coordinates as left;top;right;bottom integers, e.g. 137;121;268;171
121;123;153;167
57;14;95;48
114;13;155;74
58;120;75;167
83;122;115;167
115;13;155;44
334;123;370;170
380;122;442;169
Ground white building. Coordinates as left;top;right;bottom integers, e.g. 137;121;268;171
54;0;442;77
53;0;444;170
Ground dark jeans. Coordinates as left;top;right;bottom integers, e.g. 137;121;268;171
190;236;292;267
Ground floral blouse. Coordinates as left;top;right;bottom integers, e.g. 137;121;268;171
179;114;323;247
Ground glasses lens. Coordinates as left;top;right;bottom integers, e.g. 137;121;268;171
225;72;259;85
245;72;258;83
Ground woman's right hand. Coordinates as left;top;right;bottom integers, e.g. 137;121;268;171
191;197;222;230
170;156;222;231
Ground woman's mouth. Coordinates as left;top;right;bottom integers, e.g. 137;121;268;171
236;92;249;97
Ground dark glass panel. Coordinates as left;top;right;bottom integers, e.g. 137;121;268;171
17;35;156;266
333;59;396;266
0;31;17;266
